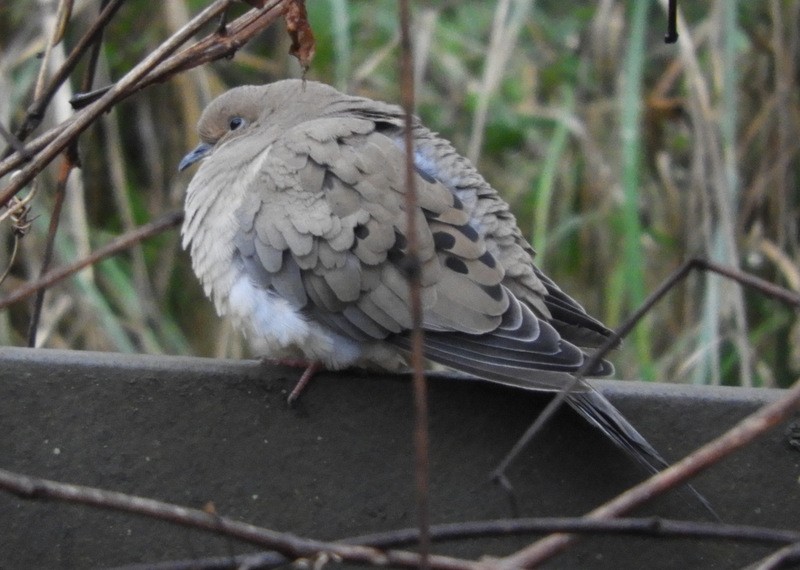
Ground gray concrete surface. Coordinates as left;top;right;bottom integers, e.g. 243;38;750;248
0;346;798;569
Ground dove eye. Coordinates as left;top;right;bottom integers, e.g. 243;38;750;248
228;117;246;131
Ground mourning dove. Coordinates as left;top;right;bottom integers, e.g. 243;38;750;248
178;79;666;478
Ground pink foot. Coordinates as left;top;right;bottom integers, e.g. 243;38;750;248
259;359;325;403
287;362;323;404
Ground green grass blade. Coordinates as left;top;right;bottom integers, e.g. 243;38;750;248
532;88;573;265
619;0;654;380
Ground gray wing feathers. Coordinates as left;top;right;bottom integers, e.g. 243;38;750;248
236;115;516;344
231;104;617;387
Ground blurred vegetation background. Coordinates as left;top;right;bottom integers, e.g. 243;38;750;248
0;0;797;388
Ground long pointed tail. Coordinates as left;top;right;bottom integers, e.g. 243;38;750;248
567;389;718;519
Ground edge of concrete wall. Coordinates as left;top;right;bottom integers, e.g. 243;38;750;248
1;347;797;569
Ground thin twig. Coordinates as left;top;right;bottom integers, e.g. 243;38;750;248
107;553;286;570
492;257;800;481
69;1;290;110
0;211;184;311
346;517;800;549
0;1;291;187
747;541;800;570
0;192;36;286
26;0;105;345
497;373;800;567
2;0;125;157
0;235;21;287
0;121;64;178
0;468;481;570
398;0;431;566
491;257;800;564
79;0;112;94
26;154;72;346
0;122;30;160
105;517;800;570
0;0;239;208
136;1;289;89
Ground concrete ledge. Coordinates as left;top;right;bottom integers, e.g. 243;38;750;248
0;347;798;568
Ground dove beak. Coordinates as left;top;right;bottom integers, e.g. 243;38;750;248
178;142;213;172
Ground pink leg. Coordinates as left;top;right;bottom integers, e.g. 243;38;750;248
287;361;323;404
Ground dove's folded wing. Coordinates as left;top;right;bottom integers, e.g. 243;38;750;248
233;114;610;385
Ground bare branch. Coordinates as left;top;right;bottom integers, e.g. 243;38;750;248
492;257;800;482
748;541;800;570
0;468;482;570
0;0;284;207
106;517;800;570
3;0;125;154
398;0;431;566
0;211;184;311
497;372;800;567
26;155;72;346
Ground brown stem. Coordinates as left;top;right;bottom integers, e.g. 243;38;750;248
492;258;800;481
0;0;238;208
79;0;113;94
0;2;291;184
748;541;800;570
0;211;184;311
490;258;800;565
3;0;125;156
104;516;800;570
497;373;800;567
26;154;73;346
0;468;482;570
398;0;431;566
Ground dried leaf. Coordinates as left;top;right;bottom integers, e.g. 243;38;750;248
285;0;316;72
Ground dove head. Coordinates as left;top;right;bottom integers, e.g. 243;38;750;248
179;85;265;171
179;81;353;171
